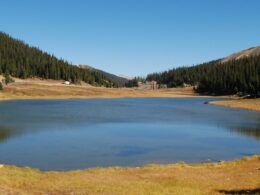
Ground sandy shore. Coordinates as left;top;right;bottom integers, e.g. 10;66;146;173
209;98;260;112
0;156;259;195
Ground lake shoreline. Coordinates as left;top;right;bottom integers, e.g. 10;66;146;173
2;92;260;112
0;94;219;101
0;155;259;194
209;98;260;112
2;77;260;112
0;80;259;194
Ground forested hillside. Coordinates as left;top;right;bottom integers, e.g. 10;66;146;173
78;65;129;87
147;53;260;96
0;32;114;87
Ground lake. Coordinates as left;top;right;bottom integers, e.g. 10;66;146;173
0;98;259;171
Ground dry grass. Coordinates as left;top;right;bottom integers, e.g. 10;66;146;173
0;156;259;194
0;77;200;101
210;98;260;112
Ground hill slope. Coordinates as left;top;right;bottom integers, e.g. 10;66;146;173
0;32;114;87
146;47;260;96
221;46;260;63
78;65;129;87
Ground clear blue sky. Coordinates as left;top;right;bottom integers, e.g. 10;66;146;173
1;0;260;77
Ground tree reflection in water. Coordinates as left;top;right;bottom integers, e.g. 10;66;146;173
230;127;260;140
0;126;20;142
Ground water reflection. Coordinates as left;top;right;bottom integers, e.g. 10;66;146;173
0;98;259;170
1;98;260;143
230;127;260;140
0;127;13;142
0;126;21;142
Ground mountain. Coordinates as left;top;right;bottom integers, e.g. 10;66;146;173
146;47;260;96
221;46;260;63
78;65;129;87
0;32;115;87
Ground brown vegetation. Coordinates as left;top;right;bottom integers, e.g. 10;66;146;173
0;156;259;195
0;77;199;101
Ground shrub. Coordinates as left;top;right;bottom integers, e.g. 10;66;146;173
4;74;14;85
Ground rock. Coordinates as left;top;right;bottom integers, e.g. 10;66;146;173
0;164;4;168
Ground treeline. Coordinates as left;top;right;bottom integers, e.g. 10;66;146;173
0;32;115;87
147;56;260;96
125;77;145;87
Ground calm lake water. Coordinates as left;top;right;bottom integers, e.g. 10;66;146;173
0;98;259;170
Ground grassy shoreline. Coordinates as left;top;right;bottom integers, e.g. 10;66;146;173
2;88;260;113
0;156;259;194
209;98;260;112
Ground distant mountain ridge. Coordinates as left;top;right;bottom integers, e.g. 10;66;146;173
78;65;129;87
221;46;260;63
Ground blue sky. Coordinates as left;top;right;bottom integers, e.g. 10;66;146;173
1;0;260;76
